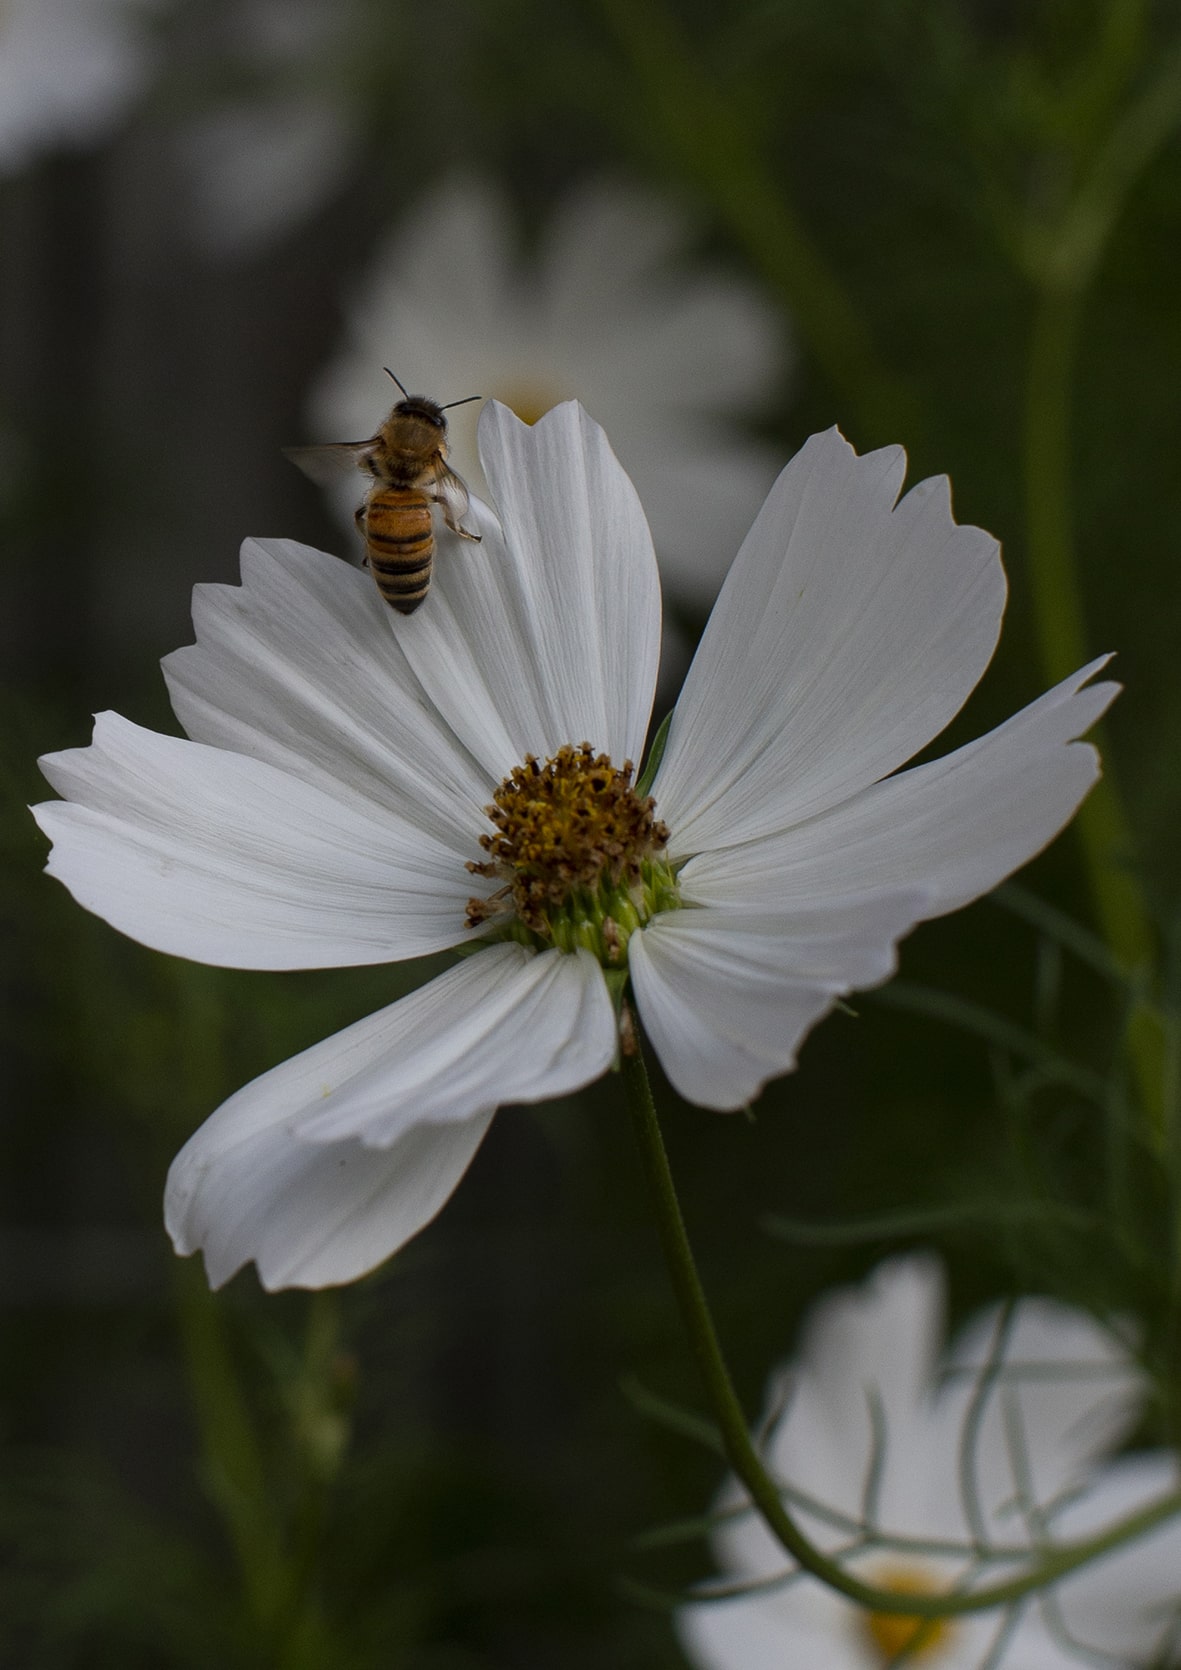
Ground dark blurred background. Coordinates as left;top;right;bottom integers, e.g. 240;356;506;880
3;1;1181;1664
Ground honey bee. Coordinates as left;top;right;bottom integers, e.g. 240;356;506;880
287;370;481;614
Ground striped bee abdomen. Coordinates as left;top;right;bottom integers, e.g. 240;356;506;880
361;488;436;614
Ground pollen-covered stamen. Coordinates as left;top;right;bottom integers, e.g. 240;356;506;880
465;743;674;960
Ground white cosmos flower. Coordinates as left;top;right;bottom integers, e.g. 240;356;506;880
0;0;159;173
310;176;790;606
33;404;1115;1291
677;1257;1181;1670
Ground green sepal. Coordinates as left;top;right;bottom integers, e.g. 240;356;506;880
603;967;631;1014
635;709;673;797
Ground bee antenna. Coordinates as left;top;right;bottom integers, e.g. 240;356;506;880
382;367;410;398
441;394;483;411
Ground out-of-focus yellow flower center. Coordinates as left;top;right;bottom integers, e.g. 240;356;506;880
466;743;678;965
860;1566;954;1664
498;384;566;426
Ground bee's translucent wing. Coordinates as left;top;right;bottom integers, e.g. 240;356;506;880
284;439;378;486
428;461;479;540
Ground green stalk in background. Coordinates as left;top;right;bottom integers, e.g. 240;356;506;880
165;969;351;1669
175;1272;351;1669
595;0;917;446
174;1265;288;1639
1018;31;1181;1141
1023;281;1163;1134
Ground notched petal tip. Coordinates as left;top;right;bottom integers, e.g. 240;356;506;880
475;394;563;457
34;704;105;781
800;423;908;494
27;799;61;863
476;396;620;472
653;422;1008;850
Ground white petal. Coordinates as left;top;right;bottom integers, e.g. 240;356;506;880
779;1258;948;1531
677;1593;861;1670
653;428;1007;850
0;0;155;171
396;401;661;778
182;95;356;254
35;713;471;969
630;891;929;1110
1051;1453;1181;1660
164;537;490;850
357;176;518;370
678;659;1117;916
176;1109;496;1293
294;947;616;1147
541;180;785;412
938;1296;1145;1535
679;1579;1003;1670
705;1260;949;1601
165;944;617;1289
695;1261;981;1670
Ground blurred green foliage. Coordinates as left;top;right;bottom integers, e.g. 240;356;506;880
3;0;1181;1663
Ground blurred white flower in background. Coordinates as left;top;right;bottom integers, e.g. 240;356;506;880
178;0;361;255
678;1257;1181;1670
0;0;159;172
310;176;792;608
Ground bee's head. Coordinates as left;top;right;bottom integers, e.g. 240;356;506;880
394;396;446;429
383;369;480;429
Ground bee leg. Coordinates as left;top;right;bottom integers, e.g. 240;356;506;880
432;496;482;543
353;504;372;565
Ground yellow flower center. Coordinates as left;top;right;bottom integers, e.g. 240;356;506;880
497;383;566;426
859;1566;955;1665
466;743;678;965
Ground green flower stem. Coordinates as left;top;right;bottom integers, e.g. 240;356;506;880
595;0;916;444
622;1018;1181;1618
